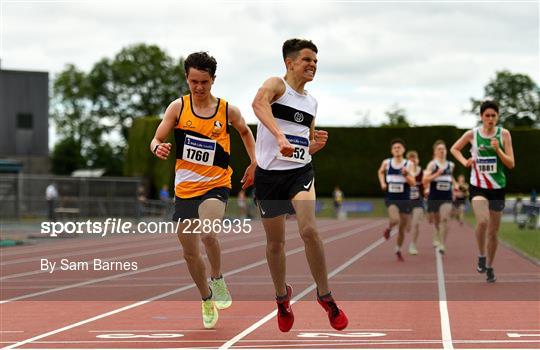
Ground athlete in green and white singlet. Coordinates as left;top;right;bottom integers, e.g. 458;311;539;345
451;101;515;284
470;126;506;189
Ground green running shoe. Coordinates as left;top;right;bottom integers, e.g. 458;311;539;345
210;276;232;309
201;299;218;329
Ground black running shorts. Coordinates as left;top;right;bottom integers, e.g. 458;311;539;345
469;185;506;212
254;163;314;218
172;187;230;221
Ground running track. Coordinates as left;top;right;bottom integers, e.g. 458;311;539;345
1;218;538;349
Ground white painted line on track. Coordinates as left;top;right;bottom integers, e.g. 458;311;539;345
87;329;216;332
0;331;24;333
0;222;346;303
3;220;384;350
293;329;413;332
480;329;540;331
0;224;268;281
436;249;453;350
218;232;390;350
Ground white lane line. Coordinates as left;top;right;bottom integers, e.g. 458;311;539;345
2;339;540;344
87;330;216;332
436;249;453;350
0;239;173;266
0;235;155;258
293;329;413;332
0;225;267;281
0;223;350;305
3;220;383;350
0;331;24;333
218;233;390;350
0;221;347;303
480;329;540;331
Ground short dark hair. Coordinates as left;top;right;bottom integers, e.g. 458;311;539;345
184;52;217;77
390;138;406;148
282;39;318;60
480;100;499;115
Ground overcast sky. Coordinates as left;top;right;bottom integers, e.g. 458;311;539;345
1;0;538;137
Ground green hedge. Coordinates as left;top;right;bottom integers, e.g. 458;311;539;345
124;117;175;196
125;119;539;197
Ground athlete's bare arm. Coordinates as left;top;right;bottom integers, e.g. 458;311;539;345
423;161;442;187
252;77;294;157
228;104;257;189
309;119;328;155
494;129;515;169
404;162;416;186
377;160;388;191
450;130;474;168
150;98;183;160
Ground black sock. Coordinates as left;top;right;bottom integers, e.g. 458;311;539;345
211;274;223;281
202;288;213;301
276;286;289;301
317;288;332;299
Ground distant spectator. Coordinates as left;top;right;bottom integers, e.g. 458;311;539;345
531;188;537;204
513;197;523;223
45;182;59;221
137;185;147;219
333;186;344;218
159;185;170;202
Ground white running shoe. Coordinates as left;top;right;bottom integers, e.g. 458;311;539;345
408;243;418;255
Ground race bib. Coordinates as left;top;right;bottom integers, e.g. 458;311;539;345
388;183;404;193
436;182;451;191
276;134;310;164
410;187;420;199
182;135;216;166
477;156;497;174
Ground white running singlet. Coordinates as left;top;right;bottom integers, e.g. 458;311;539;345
256;78;317;170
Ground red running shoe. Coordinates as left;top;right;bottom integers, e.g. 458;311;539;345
383;227;391;240
396;251;405;262
276;285;294;332
317;292;348;331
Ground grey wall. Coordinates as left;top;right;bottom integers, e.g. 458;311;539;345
0;69;49;157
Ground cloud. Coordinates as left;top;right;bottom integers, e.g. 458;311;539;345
2;0;538;133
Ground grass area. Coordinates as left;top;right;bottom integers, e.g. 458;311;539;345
498;222;540;261
464;214;539;261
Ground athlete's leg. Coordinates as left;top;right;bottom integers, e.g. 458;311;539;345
438;203;453;244
177;221;211;299
431;207;441;244
486;210;502;267
292;183;330;296
458;204;465;224
263;215;288;297
397;213;409;249
411;207;423;244
199;198;226;278
472;197;490;256
388;204;400;229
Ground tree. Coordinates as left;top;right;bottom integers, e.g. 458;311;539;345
51;43;188;174
469;70;540;128
88;43;189;139
382;104;411;127
50;137;86;175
